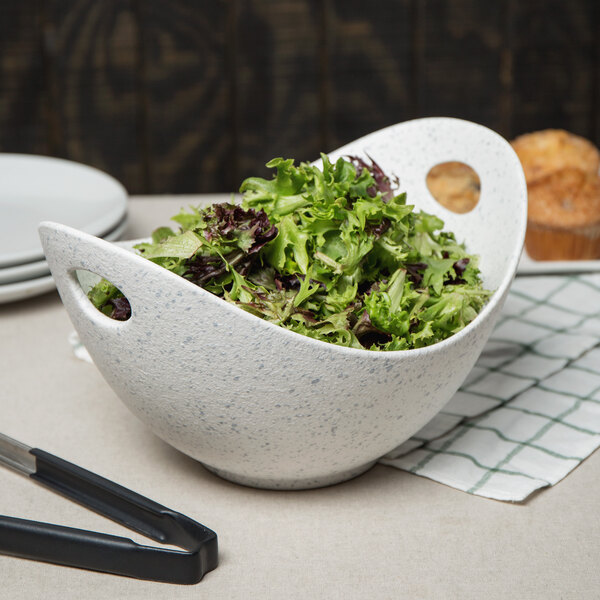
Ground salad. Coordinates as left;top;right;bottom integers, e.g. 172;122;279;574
89;155;491;350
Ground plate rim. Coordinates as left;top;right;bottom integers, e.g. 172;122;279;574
0;153;128;268
517;248;600;275
0;272;56;304
0;216;129;298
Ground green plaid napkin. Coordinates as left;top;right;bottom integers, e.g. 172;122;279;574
380;273;600;502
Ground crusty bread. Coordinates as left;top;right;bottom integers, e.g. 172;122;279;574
525;167;600;260
510;129;600;260
512;129;600;185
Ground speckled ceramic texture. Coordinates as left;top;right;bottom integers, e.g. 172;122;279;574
39;118;527;490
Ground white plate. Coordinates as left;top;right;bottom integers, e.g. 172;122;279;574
0;253;50;284
0;217;129;303
517;249;600;275
0;215;129;285
0;154;127;268
0;273;57;305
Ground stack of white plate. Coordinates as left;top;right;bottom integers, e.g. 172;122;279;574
0;154;128;304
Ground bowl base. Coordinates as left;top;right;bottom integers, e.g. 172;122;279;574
202;460;377;490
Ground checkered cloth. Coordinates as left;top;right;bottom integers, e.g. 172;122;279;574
381;273;600;502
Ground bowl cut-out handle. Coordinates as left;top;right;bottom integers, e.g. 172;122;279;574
39;221;178;330
425;160;481;214
327;118;527;291
328;117;525;218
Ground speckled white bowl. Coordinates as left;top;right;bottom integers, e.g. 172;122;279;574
39;118;527;490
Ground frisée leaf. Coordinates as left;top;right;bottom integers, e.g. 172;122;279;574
88;155;491;350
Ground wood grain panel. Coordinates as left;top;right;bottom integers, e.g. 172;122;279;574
326;0;414;151
0;2;47;154
416;0;509;135
595;4;600;145
511;0;597;142
138;0;232;194
1;1;599;194
234;0;322;185
42;0;143;193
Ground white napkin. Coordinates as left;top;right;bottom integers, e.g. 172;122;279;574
70;273;600;502
381;273;600;502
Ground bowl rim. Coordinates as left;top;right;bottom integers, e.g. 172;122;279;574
48;117;527;359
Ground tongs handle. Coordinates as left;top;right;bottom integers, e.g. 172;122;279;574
0;447;217;584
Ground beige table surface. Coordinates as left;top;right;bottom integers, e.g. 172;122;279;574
1;196;599;600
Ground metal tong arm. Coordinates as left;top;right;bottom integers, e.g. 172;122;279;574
0;434;217;584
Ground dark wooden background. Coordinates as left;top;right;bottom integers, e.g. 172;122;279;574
1;0;598;195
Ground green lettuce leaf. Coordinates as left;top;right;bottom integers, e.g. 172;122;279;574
88;155;491;350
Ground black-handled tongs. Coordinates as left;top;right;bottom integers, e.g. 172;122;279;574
0;432;218;584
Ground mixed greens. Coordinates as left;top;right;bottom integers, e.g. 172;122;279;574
89;155;491;350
